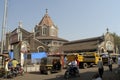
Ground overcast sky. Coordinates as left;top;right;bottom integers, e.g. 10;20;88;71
0;0;120;41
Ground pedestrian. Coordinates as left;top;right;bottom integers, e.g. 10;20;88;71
97;58;104;78
108;57;113;72
4;58;10;78
5;58;9;71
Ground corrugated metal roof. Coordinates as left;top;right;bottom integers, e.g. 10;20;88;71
61;36;104;53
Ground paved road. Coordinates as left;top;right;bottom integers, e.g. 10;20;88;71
1;64;119;80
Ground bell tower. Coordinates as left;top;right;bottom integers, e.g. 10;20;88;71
34;9;58;37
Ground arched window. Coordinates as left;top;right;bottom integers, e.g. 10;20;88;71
37;46;45;52
42;26;47;36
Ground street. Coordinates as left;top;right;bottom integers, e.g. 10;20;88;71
1;64;119;80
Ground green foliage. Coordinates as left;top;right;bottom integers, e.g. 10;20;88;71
111;32;120;47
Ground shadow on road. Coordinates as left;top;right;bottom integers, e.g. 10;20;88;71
28;72;41;75
28;66;119;80
29;71;60;75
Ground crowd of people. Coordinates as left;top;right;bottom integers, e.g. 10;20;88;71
5;58;19;71
4;58;22;78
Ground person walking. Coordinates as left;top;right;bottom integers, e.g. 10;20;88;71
108;57;113;72
97;58;104;78
4;58;10;78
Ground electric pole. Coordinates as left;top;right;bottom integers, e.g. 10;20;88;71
1;0;8;54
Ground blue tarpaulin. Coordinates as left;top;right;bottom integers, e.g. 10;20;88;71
31;52;47;63
31;52;47;59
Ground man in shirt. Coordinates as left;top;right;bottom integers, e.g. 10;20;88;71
71;59;78;67
108;57;113;71
97;58;104;78
69;59;80;75
12;58;18;68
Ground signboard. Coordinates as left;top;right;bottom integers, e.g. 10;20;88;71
10;33;19;44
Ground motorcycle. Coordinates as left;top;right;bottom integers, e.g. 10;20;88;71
9;64;24;77
16;64;24;76
10;67;18;77
2;63;24;79
17;66;24;76
64;65;80;79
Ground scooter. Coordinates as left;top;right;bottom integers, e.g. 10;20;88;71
64;65;80;79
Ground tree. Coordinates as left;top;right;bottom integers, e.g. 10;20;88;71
111;32;120;54
111;33;120;46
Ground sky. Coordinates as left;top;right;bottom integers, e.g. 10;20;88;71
0;0;120;41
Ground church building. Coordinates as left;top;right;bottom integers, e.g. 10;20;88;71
61;29;116;56
5;10;68;66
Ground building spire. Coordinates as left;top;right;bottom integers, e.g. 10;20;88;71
46;8;48;14
18;21;22;28
38;9;54;26
106;28;109;33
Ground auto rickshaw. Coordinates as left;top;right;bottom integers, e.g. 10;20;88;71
39;56;62;75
